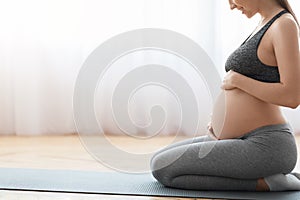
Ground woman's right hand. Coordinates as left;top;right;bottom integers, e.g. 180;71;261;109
207;121;218;140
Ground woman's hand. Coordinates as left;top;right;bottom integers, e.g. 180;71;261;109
221;70;239;90
207;121;218;140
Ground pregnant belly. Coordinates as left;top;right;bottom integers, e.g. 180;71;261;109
211;89;286;139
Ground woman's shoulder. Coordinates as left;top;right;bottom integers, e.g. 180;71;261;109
271;13;299;35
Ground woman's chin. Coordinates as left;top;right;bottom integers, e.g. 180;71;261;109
243;11;256;19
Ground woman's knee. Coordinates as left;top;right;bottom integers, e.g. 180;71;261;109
151;168;173;187
150;152;177;187
150;153;175;187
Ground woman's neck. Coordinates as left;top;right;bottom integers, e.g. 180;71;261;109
258;1;284;26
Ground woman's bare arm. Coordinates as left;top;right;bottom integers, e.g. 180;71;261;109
222;16;300;108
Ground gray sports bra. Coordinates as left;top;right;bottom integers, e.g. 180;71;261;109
225;10;288;83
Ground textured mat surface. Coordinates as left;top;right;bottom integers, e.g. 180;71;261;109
0;168;300;200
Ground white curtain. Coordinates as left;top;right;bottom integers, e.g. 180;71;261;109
0;0;299;135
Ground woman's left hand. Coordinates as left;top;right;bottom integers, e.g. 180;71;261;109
221;70;239;90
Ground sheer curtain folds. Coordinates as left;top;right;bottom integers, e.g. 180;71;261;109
0;0;299;135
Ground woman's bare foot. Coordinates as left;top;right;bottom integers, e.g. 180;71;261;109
256;178;270;191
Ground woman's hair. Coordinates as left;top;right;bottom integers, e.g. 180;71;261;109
277;0;299;27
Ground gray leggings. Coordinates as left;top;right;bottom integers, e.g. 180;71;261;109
150;123;298;191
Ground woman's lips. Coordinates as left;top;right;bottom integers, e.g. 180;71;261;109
238;7;245;14
241;8;245;14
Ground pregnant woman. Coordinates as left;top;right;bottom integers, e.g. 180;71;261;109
151;0;300;191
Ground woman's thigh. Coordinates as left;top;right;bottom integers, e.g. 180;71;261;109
151;135;214;159
151;137;282;181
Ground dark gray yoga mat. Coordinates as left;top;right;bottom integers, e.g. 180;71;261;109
0;168;300;200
